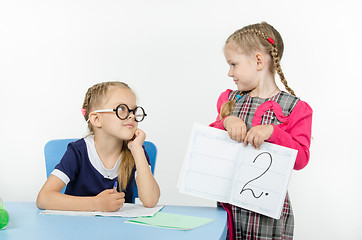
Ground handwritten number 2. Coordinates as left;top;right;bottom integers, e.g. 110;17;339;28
240;152;272;198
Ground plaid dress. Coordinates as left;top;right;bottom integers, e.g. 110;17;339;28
226;90;299;240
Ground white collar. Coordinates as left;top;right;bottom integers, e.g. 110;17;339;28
84;135;121;179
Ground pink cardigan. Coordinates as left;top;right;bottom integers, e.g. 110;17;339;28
209;89;313;170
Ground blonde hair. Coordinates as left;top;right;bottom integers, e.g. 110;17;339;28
220;22;295;119
82;81;135;191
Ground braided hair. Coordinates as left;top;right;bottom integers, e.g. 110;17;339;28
220;22;295;119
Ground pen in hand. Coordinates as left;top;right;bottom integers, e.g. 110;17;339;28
113;181;118;193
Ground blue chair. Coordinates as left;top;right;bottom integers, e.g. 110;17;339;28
44;139;78;193
44;139;157;202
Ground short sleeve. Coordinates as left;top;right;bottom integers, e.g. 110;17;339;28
53;143;81;184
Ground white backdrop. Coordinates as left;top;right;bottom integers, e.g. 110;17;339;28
1;1;361;239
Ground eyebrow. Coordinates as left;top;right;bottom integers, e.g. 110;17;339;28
115;103;137;109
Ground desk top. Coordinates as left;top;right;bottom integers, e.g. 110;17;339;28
0;202;227;240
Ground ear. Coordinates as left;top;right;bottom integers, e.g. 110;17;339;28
89;112;102;128
255;53;265;71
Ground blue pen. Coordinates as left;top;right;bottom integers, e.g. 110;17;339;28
113;181;118;193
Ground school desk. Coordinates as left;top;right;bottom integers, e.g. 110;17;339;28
0;202;227;240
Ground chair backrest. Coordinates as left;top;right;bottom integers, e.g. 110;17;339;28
44;139;157;201
44;139;78;193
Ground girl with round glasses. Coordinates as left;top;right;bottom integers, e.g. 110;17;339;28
37;81;160;212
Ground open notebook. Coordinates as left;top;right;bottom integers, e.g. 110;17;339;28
39;203;164;218
178;123;297;219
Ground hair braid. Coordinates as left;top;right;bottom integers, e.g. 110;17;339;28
220;99;237;119
82;84;106;130
81;89;92;122
270;47;295;96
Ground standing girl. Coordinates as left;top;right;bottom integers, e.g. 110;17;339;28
210;22;312;239
37;81;160;211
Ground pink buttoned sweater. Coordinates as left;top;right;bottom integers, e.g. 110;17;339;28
209;89;313;170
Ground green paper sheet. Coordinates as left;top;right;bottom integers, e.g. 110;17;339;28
125;212;215;230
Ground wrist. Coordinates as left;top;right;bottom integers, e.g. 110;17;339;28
266;124;275;141
129;145;144;154
88;196;100;211
266;124;274;140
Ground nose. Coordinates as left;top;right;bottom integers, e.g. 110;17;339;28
127;110;135;120
228;68;233;77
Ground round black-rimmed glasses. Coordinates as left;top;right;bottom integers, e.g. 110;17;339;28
93;104;147;122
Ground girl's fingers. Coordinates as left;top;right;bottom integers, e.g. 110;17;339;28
228;124;247;143
228;129;233;140
243;134;248;146
241;126;247;142
248;136;254;148
251;134;264;149
229;127;238;142
235;128;242;142
234;128;242;142
253;136;259;149
245;132;257;149
244;130;251;146
116;198;125;205
134;129;139;137
114;192;125;199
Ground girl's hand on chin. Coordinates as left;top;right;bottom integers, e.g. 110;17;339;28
127;128;146;150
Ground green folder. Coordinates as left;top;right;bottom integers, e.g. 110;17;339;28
125;212;215;230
